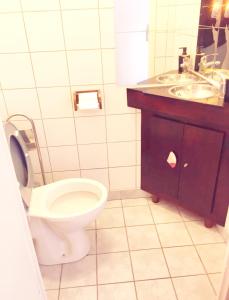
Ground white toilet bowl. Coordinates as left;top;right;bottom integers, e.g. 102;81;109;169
5;122;108;265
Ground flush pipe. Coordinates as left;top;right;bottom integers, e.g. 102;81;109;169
6;114;46;185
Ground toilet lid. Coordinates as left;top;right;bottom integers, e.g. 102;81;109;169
5;122;33;207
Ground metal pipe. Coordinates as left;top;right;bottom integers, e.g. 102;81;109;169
6;114;46;185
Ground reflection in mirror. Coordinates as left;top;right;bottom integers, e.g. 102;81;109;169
115;0;201;85
197;0;229;69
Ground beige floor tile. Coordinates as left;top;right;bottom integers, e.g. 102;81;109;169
59;286;97;300
131;249;169;280
97;252;133;284
185;221;224;244
196;243;226;273
172;275;216;300
97;227;128;253
157;223;192;247
88;230;96;255
96;207;124;228
106;200;122;208
149;201;183;224
61;255;96;288
127;225;161;250
123;206;154;226
178;207;202;221
208;273;222;294
40;264;61;290
98;282;137;300
122;197;148;207
136;278;177;300
164;246;205;277
46;290;59;300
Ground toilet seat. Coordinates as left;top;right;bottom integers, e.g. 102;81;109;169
29;178;107;220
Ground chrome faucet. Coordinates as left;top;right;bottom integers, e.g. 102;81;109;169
198;53;220;74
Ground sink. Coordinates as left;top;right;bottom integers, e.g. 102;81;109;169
169;84;219;100
204;69;229;82
156;73;198;84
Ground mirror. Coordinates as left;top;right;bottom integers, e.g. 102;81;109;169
197;0;229;69
115;0;202;84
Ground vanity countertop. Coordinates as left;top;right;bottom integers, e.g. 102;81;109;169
131;70;223;107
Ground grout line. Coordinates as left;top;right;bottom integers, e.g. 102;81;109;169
58;0;82;177
57;264;63;300
147;197;179;300
19;0;54;183
121;198;139;300
97;6;111;192
182;221;217;296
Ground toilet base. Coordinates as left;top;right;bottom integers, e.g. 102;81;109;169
31;219;91;265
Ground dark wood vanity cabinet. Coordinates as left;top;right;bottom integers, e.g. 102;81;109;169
142;115;224;217
127;88;229;226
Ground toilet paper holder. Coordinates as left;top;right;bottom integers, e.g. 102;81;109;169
74;90;102;111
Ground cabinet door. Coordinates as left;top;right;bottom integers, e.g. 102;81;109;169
179;125;224;215
142;115;183;199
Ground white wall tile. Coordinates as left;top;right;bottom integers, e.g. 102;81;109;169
40;147;52;172
24;12;64;52
48;145;79;171
109;166;136;190
43;118;76;146
104;84;133;115
31;52;69;87
101;49;116;83
156;6;169;31
106;114;136;142
62;10;100;50
38;87;73;118
81;168;109;189
0;92;8;121
136;112;141;141
0;0;21;12
75;116;106;144
0;14;28;53
136;141;141;165
99;9;115;48
60;0;98;9
4;89;41;119
21;0;60;11
108;141;136;167
136;165;140;189
34;120;47;147
67;50;103;85
78;143;108;169
0;54;35;89
53;170;81;181
99;0;114;8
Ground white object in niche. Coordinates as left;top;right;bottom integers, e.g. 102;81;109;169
74;90;102;110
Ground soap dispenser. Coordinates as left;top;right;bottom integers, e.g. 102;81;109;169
178;47;190;73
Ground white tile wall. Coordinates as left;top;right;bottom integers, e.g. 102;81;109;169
31;52;69;87
75;116;106;144
24;12;64;52
78;144;108;169
43;118;76;146
0;14;28;53
0;0;201;192
62;10;100;50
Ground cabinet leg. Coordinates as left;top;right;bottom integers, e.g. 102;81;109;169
204;218;215;228
152;195;160;203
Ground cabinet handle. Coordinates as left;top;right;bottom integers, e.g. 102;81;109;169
184;163;189;168
167;151;177;169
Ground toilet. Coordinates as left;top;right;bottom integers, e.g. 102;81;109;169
5;122;108;265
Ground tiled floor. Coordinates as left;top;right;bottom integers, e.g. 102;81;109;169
40;197;227;300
